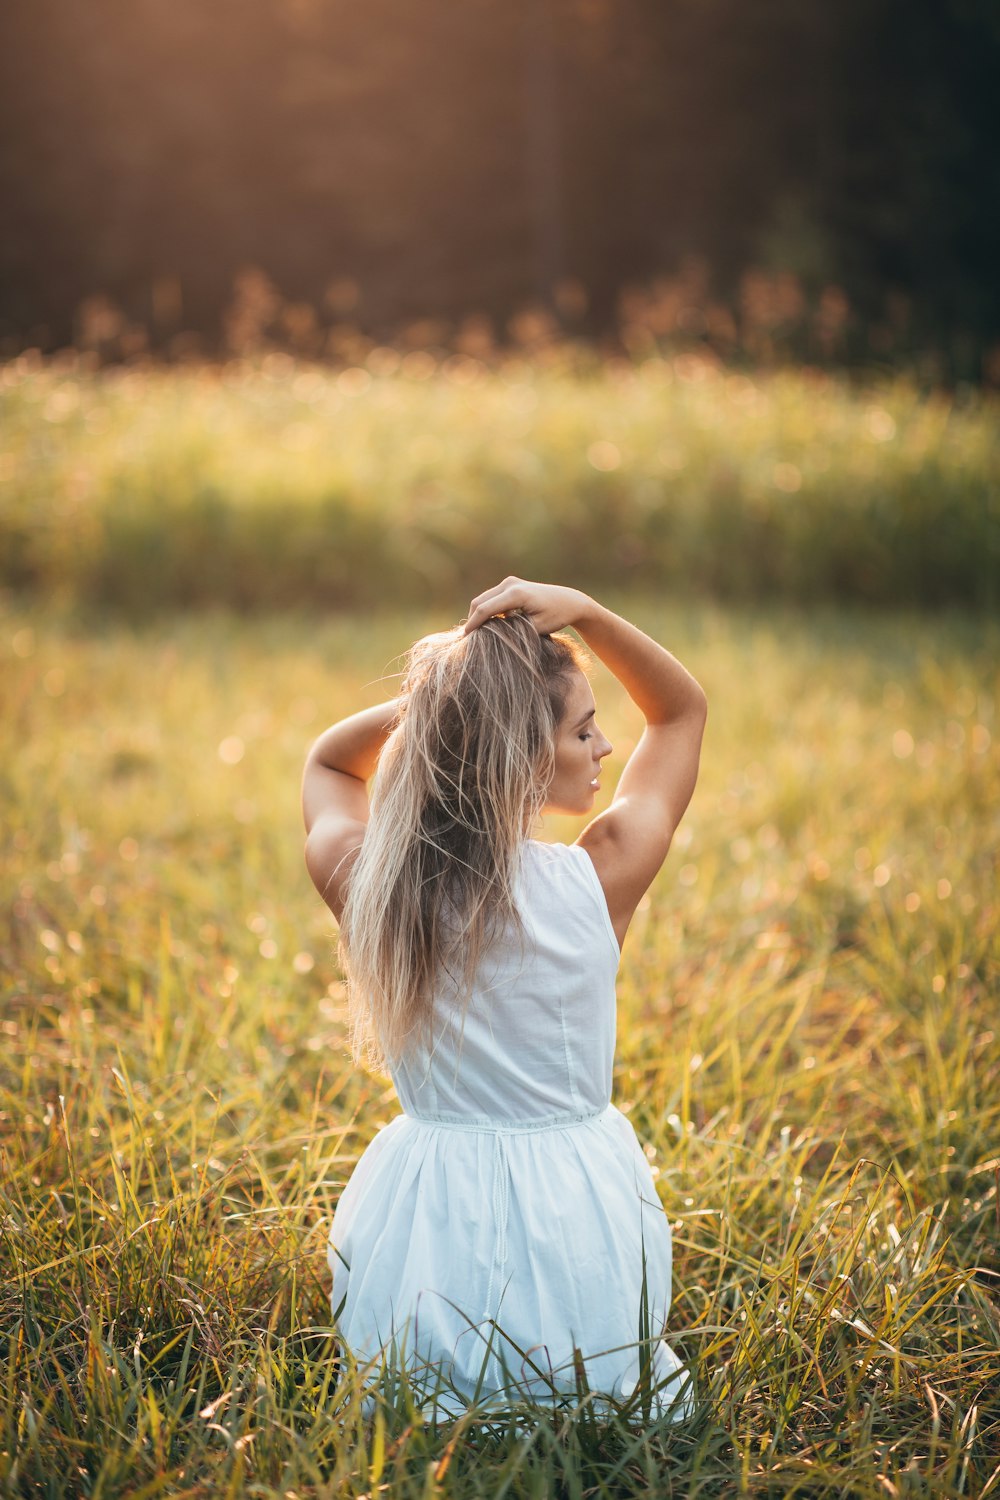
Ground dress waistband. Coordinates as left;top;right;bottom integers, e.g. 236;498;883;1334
401;1103;612;1134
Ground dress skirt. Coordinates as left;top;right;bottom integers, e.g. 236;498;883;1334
327;1102;692;1420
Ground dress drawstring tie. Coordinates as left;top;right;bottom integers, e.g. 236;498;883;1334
485;1133;510;1321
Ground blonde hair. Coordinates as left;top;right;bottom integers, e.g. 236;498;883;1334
338;610;590;1070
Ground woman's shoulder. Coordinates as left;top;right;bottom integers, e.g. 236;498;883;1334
522;839;621;959
523;837;576;868
523;836;587;868
519;837;583;889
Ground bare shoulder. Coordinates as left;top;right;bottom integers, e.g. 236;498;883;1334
573;708;707;951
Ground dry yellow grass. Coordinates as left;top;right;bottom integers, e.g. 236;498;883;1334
1;596;998;1495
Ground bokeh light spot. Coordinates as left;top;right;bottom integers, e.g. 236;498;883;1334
866;408;897;442
773;463;802;493
588;441;621;472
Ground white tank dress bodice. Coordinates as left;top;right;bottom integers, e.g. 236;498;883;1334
327;838;692;1419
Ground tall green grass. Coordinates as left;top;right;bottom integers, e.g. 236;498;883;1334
1;597;998;1496
2;351;997;615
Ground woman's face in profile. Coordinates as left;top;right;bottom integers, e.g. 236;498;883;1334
545;670;613;815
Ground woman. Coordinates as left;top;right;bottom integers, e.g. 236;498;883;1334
302;577;708;1418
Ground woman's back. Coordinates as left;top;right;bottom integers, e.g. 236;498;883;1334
327;838;691;1419
389;839;620;1123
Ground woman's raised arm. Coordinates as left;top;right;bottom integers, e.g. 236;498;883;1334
301;698;400;916
464;578;707;950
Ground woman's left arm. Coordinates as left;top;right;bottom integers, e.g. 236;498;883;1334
301;698;399;912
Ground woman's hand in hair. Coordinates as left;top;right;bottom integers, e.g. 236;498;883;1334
462;577;592;637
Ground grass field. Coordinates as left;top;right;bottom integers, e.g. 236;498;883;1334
2;352;998;614
2;594;999;1497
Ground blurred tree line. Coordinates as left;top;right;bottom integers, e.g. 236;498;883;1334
1;0;997;377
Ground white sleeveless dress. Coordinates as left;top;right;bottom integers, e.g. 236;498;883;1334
327;839;692;1419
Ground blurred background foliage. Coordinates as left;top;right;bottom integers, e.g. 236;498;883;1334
1;0;998;381
3;354;997;616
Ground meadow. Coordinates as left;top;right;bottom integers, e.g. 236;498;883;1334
2;589;998;1497
1;349;998;615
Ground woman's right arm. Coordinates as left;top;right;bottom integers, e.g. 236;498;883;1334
570;596;708;945
573;595;707;734
463;578;707;948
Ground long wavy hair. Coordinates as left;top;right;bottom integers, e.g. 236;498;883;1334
338;610;591;1071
